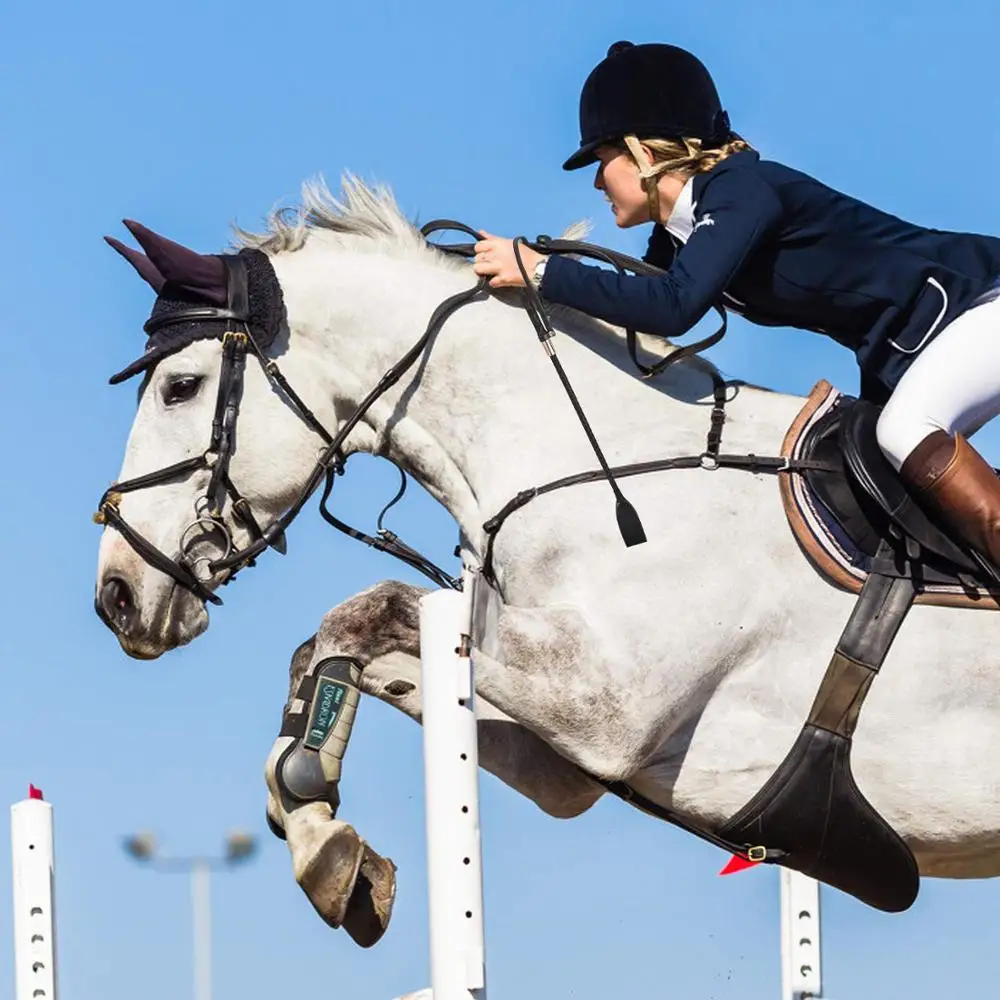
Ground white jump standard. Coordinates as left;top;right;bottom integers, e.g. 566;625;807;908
417;587;487;1000
781;870;824;1000
11;786;59;1000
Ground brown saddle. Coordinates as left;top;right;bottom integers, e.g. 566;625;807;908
779;380;1000;608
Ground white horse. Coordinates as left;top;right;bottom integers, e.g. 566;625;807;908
95;178;1000;938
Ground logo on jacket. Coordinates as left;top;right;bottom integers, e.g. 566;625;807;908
693;213;715;232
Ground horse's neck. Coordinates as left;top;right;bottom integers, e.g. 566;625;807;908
275;241;491;531
275;239;797;546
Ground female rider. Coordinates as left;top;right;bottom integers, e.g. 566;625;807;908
473;41;1000;569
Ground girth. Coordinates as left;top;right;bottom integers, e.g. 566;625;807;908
718;540;920;912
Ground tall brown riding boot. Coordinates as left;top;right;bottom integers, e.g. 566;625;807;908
899;430;1000;568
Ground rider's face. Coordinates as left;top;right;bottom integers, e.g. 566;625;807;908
594;146;649;227
593;143;687;228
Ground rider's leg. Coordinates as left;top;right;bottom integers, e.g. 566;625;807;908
876;290;1000;565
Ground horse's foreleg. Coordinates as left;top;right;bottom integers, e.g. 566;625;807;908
263;586;414;950
264;580;601;945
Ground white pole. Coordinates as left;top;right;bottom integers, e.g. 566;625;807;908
191;860;212;1000
780;869;823;999
419;588;486;1000
11;786;58;1000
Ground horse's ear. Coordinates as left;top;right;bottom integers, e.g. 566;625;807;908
121;219;228;306
104;235;166;294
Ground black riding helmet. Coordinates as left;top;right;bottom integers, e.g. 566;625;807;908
563;41;736;171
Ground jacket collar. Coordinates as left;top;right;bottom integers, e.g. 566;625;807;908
665;176;696;243
664;149;759;244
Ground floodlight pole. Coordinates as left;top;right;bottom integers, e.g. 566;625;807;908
122;832;256;1000
192;860;212;1000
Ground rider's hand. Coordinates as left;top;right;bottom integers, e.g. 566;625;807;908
472;231;544;289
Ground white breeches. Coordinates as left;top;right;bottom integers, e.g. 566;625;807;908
876;289;1000;470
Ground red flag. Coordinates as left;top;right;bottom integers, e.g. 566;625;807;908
28;784;43;800
718;853;761;875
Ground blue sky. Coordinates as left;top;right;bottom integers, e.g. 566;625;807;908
2;1;1000;998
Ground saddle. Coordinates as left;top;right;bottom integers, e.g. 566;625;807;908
781;380;1000;605
718;380;1000;914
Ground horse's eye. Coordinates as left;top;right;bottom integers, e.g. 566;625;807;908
162;375;204;406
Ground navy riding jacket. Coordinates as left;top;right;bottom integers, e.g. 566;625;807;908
539;150;1000;401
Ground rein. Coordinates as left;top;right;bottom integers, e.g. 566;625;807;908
96;220;823;607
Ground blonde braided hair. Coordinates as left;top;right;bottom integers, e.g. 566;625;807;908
620;134;754;222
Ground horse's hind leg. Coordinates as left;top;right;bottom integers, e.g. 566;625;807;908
264;580;602;943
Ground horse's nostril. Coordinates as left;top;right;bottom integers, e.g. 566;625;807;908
98;576;138;635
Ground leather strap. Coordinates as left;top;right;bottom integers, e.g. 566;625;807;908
809;543;916;738
481;450;838;584
96;502;222;605
143;306;246;335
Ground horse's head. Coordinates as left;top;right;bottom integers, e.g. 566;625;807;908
95;221;332;658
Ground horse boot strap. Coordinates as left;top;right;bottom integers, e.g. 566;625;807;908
275;657;363;811
903;431;1000;568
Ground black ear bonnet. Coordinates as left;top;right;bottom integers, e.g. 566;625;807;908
106;239;285;385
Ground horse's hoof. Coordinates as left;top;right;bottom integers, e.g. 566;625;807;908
283;802;397;941
288;808;366;928
343;843;398;948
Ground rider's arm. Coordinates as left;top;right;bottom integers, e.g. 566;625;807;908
540;169;784;338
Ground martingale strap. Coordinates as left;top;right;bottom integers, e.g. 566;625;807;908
478;366;837;583
318;463;462;591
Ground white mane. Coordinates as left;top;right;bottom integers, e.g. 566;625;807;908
231;174;457;263
231;174;722;379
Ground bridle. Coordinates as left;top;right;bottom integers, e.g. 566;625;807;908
95;247;481;604
94;221;761;609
